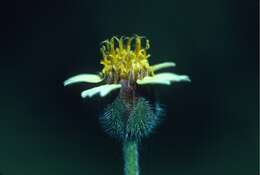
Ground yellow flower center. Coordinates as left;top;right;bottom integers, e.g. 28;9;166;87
100;35;154;84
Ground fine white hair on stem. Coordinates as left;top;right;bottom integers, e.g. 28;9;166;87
151;62;176;72
137;72;191;85
81;84;122;98
64;74;103;86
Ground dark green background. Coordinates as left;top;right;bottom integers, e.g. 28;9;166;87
0;0;258;174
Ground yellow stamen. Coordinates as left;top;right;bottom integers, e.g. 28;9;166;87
100;35;154;83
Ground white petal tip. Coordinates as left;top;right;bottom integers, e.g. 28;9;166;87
185;76;191;82
178;75;191;82
81;93;92;98
63;80;72;86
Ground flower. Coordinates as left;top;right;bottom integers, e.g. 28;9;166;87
64;35;190;98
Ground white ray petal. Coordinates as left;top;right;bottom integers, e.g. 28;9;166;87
64;74;103;86
81;84;122;98
137;72;191;85
151;62;176;71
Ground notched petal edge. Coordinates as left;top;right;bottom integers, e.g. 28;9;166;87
81;84;122;98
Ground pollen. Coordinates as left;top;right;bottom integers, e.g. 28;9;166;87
100;35;154;84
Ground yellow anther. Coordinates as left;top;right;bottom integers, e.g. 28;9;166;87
135;36;142;53
126;37;133;51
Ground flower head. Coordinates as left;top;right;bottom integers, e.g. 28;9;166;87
64;35;191;140
64;35;190;98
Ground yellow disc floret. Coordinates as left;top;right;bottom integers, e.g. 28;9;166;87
100;35;154;84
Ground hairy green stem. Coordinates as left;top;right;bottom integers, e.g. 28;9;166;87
123;140;139;175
